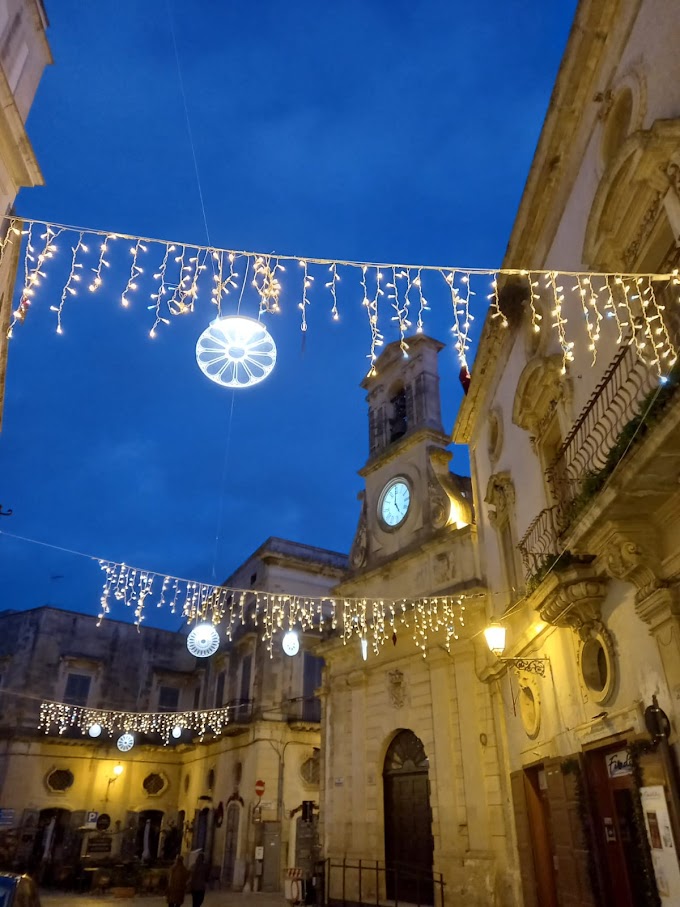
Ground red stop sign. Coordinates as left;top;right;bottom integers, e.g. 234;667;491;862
255;779;265;797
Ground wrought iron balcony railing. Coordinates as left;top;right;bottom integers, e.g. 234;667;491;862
546;341;658;511
226;698;253;722
518;505;563;578
520;332;677;579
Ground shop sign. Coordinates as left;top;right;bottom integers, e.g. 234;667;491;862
606;749;633;778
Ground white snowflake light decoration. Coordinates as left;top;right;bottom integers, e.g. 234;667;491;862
117;732;135;752
195;315;277;388
187;622;220;658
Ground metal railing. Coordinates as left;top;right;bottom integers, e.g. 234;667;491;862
519;337;670;576
546;341;657;509
226;698;253;722
518;505;563;577
321;857;444;907
286;696;321;723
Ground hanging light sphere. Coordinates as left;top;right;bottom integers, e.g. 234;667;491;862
187;623;220;658
195;315;277;388
282;630;300;657
117;732;135;752
88;723;102;738
171;725;183;740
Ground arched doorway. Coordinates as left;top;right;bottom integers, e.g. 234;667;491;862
222;801;241;888
383;730;434;905
135;810;163;862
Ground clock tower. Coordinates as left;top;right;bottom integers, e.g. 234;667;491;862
347;334;472;573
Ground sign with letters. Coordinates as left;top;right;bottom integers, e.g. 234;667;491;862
641;786;680;903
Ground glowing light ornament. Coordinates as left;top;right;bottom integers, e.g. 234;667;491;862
88;723;102;738
172;725;182;739
187;622;220;658
117;732;134;752
282;630;300;657
195;315;276;388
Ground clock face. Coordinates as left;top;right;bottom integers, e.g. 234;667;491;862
379;478;411;528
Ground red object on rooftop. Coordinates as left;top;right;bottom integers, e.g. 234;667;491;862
459;366;471;395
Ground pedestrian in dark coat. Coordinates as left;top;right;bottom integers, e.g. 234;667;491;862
190;852;208;907
167;854;189;907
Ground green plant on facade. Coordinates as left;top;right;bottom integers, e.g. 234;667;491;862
561;367;679;532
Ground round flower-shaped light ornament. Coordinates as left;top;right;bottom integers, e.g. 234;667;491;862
187;622;220;658
196;315;277;388
117;732;135;752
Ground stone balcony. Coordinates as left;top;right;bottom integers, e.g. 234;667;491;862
519;339;680;583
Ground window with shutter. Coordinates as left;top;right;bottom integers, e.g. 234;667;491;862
63;673;91;707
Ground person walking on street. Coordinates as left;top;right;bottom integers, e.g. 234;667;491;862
167;854;190;907
190;851;208;907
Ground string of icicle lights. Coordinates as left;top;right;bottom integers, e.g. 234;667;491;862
39;699;232;744
99;558;470;658
4;217;680;376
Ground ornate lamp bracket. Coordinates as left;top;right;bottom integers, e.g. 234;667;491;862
497;657;549;677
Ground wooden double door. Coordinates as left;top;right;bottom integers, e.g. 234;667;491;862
383;730;434;905
513;747;663;907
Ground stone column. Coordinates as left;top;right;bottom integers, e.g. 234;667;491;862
427;648;466;867
452;648;489;852
347;669;367;859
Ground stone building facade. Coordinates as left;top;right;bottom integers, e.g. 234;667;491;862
453;0;680;905
0;537;346;894
0;0;51;428
318;335;514;907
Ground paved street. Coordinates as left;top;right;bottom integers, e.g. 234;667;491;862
41;891;289;907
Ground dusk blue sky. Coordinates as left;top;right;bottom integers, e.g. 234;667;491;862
0;1;577;629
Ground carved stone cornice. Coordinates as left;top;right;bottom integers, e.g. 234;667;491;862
348;491;368;571
635;584;680;631
533;564;607;640
591;520;664;604
427;454;451;532
346;670;367;690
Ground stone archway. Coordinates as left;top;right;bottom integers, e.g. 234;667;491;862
383;729;434;905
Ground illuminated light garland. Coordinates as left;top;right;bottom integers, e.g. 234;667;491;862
3;216;677;378
97;557;470;659
39;699;234;744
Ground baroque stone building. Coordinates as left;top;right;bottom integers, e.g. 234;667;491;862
0;537;346;894
318;335;513;906
0;0;51;428
453;0;680;905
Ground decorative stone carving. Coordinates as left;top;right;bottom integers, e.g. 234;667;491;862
576;622;617;705
623;191;663;269
387;669;407;709
601;530;661;603
484;472;515;527
428;475;449;530
432;551;456;585
538;573;608;641
512;355;571;441
666;158;680;197
487;408;503;464
349;492;368;570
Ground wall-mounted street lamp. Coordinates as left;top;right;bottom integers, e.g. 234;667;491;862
484;623;549;677
105;763;124;802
